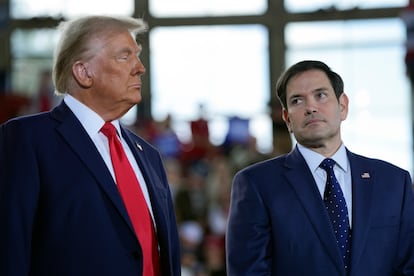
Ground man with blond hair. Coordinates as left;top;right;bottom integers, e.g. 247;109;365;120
0;15;181;276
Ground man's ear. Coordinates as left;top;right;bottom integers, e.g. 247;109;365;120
339;92;349;121
282;108;293;133
72;61;93;88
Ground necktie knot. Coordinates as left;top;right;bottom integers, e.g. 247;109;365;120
319;158;335;172
101;122;117;139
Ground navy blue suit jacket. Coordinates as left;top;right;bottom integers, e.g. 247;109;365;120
0;102;181;275
226;146;414;275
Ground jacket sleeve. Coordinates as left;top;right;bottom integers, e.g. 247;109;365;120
226;170;272;275
0;120;40;275
395;171;414;275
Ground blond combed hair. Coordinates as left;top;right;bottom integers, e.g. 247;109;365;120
52;15;148;95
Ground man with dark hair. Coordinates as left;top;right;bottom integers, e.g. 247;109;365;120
226;60;414;275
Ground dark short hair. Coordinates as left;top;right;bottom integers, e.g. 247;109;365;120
275;60;344;109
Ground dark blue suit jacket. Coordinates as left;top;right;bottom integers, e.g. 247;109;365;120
0;102;181;275
226;146;414;275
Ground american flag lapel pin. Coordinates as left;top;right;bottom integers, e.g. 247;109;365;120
136;142;143;151
361;172;370;178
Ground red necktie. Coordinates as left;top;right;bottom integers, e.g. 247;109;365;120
101;122;160;276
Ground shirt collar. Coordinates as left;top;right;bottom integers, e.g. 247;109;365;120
297;143;348;173
64;94;122;136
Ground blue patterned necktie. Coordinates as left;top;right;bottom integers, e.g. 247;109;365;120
320;158;351;272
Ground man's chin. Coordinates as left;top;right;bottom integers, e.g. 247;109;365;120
296;135;325;148
129;95;142;105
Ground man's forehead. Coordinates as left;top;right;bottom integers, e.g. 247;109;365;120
290;69;328;82
101;32;140;50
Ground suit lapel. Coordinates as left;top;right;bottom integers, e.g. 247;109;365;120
121;127;167;232
51;103;136;235
347;151;374;273
285;147;345;273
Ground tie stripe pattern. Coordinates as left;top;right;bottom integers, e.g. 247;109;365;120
101;122;160;276
320;158;351;272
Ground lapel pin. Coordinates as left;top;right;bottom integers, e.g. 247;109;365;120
361;172;370;178
136;142;143;151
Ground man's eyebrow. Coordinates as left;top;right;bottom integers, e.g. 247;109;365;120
287;87;329;100
114;46;142;56
114;47;131;54
287;92;303;101
313;87;329;93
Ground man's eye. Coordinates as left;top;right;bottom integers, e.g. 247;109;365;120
317;91;328;98
117;53;130;60
318;94;328;100
290;98;301;105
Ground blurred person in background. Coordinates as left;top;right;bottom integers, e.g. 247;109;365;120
32;70;58;112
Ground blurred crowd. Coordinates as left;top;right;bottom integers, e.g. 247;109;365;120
132;113;273;276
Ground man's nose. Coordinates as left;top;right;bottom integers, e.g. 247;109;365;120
304;101;317;114
134;58;146;75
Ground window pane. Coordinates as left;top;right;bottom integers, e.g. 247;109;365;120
11;29;57;97
11;29;58;58
150;25;272;152
149;0;267;17
286;20;404;47
285;0;408;13
11;0;133;18
285;19;413;175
